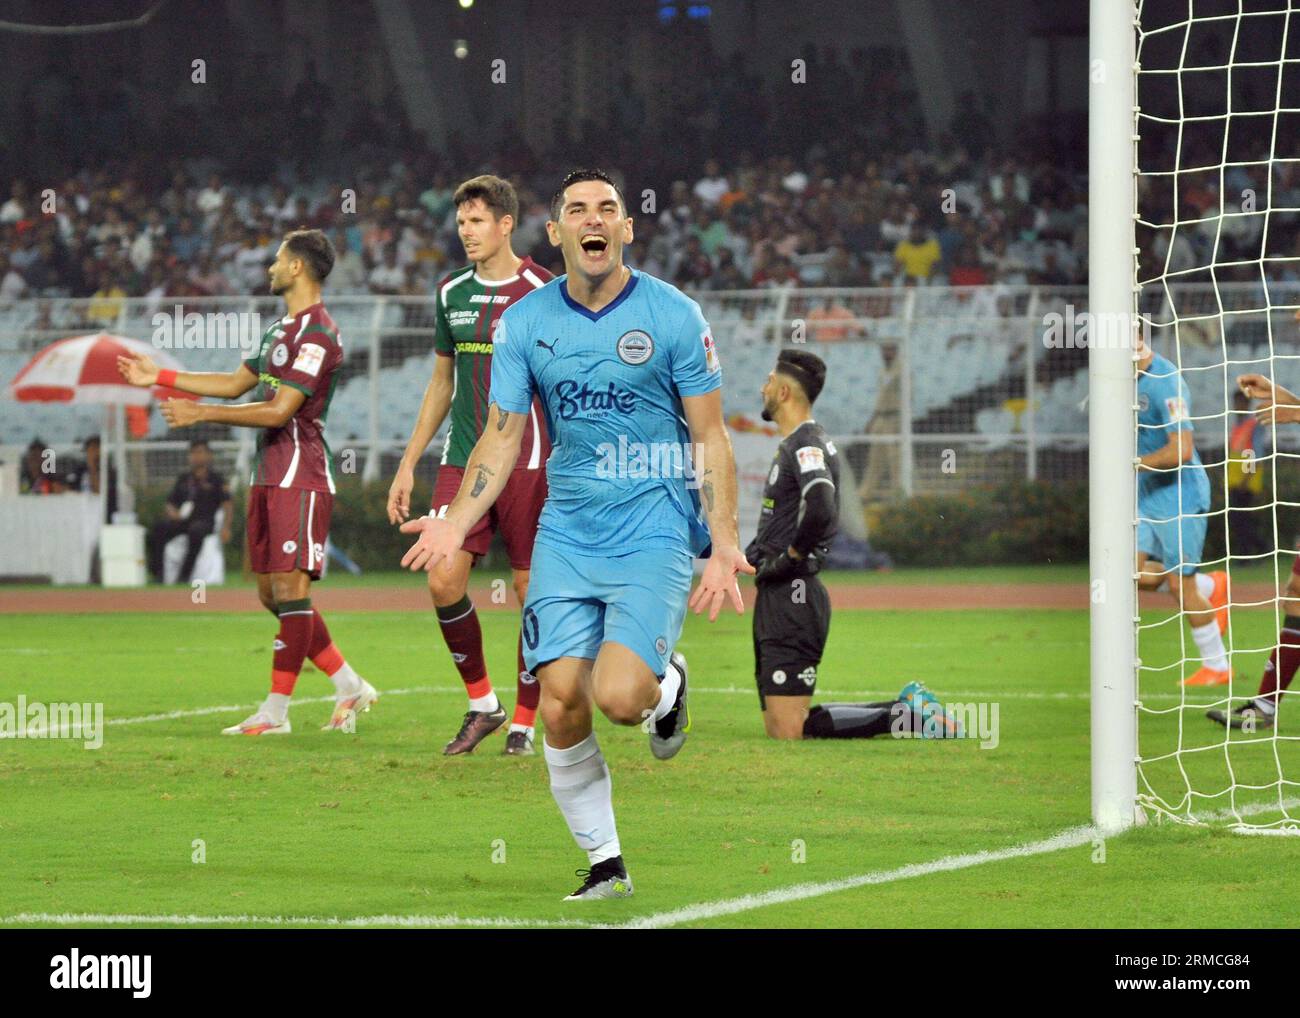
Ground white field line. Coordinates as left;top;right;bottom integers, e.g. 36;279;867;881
0;912;596;929
0;684;1225;740
0;824;1102;930
2;773;1297;932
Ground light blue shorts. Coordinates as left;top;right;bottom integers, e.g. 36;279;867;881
1138;512;1208;575
521;541;694;676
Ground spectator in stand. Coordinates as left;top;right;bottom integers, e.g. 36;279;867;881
87;275;126;326
146;439;231;583
693;158;730;207
710;246;748;290
671;234;714;290
368;244;407;294
71;434;119;522
948;242;990;286
20;438;62;493
894;221;942;284
807;298;865;342
330;228;368;294
753;254;800;289
0;254;28;300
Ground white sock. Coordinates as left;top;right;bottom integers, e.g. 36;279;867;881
1194;573;1216;600
1253;696;1277;716
543;734;621;864
649;658;683;724
328;661;362;696
262;692;291;723
509;722;534;736
469;691;500;713
1191;621;1229;671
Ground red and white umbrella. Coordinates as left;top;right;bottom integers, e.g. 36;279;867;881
4;332;196;405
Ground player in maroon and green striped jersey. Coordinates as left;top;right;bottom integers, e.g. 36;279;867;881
118;229;376;737
387;175;554;756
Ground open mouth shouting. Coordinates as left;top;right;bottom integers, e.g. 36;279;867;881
579;232;610;266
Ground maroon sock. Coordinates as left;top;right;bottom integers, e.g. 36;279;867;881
513;630;539;727
271;598;315;695
1259;615;1300;706
436;595;490;693
308;609;332;658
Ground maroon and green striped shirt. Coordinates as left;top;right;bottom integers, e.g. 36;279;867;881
241;302;341;493
434;257;553;468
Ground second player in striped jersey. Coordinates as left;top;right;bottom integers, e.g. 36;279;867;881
387;175;554;756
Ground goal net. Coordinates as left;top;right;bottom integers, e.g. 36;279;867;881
1132;0;1300;833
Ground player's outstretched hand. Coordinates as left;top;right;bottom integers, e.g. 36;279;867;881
387;466;414;524
399;515;465;573
117;352;159;388
1238;373;1300;425
688;544;756;622
160;397;201;428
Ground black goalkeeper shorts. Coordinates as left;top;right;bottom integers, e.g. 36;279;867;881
752;573;831;709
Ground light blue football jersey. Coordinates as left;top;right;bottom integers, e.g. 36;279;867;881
1137;352;1210;516
488;269;721;557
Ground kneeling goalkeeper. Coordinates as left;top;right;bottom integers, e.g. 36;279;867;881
746;350;957;740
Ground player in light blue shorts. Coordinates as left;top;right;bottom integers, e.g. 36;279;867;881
1135;337;1230;687
400;169;754;900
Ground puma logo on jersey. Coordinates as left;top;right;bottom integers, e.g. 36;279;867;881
537;337;560;355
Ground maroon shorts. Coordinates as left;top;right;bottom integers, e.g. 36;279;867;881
431;464;546;570
246;485;332;579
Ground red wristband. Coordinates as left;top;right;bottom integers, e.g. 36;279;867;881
157;369;177;388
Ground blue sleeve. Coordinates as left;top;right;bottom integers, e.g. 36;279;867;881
670;298;722;398
487;304;535;415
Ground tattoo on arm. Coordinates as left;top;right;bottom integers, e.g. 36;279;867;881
470;463;496;498
493;402;513;432
701;478;716;514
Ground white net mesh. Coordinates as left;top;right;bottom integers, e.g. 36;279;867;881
1134;0;1300;832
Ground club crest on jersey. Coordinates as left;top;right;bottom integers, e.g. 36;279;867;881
616;330;654;365
768;461;780;485
1138;392;1150;412
270;343;290;368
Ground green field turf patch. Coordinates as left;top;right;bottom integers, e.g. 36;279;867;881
0;606;1295;928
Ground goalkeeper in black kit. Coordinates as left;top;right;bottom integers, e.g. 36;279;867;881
745;349;960;741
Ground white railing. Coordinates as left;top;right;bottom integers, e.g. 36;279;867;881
3;282;1295;497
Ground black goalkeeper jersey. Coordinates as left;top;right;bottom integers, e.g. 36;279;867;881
745;419;840;564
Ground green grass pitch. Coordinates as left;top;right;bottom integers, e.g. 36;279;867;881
1;569;1297;928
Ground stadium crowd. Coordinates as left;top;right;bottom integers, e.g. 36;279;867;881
0;144;1096;316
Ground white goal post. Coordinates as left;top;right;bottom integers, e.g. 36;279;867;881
1090;0;1140;834
1095;0;1300;835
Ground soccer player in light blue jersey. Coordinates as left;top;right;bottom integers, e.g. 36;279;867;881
1135;336;1230;687
400;169;755;900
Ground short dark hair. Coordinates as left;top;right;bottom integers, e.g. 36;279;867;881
775;349;827;405
282;228;335;283
453;174;519;224
83;434;100;449
189;438;210;451
550;168;628;222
